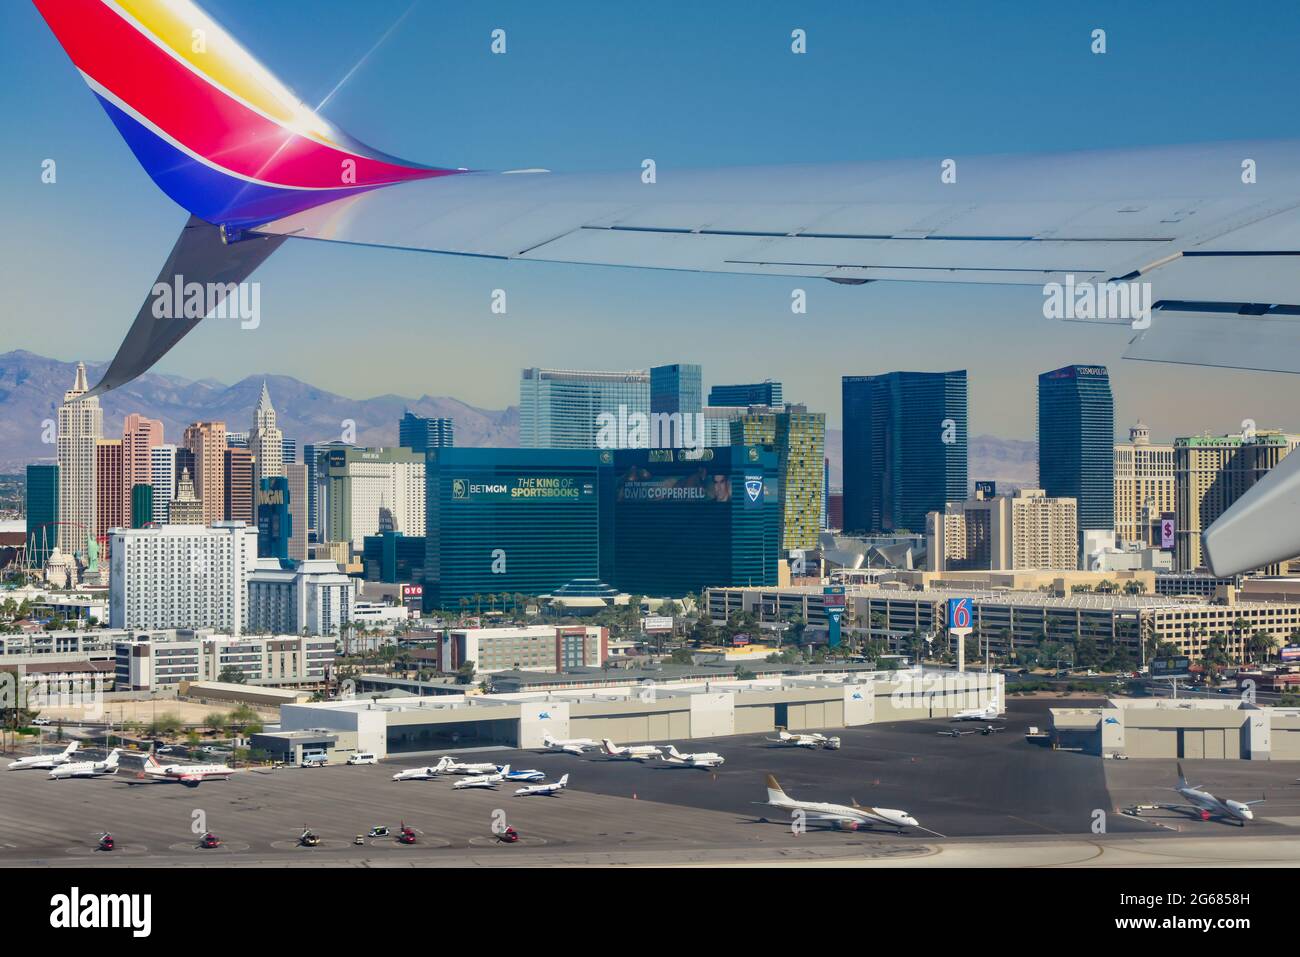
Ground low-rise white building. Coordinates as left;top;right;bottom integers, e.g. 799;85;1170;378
246;558;354;638
115;631;335;690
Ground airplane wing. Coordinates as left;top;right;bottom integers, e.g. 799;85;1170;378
251;141;1300;377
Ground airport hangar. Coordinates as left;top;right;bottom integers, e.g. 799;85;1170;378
268;669;1003;761
1049;697;1300;760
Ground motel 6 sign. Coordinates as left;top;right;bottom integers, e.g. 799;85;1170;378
947;597;973;630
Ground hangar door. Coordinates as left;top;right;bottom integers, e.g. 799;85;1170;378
1177;729;1239;760
1126;727;1178;758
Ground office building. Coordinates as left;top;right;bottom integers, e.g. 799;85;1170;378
423;447;606;610
57;362;102;556
703;405;745;447
183;421;227;525
121;413;163;526
94;439;124;544
248;382;284;490
284;462;308;561
650;363;703;416
168;467;204;525
1037;364;1115;538
323;446;425;550
1174;431;1300;572
730;405;825;552
398;411;455;452
257;475;292;561
304;441;344;539
130;484;153;528
440;625;607;675
842;370;967;535
223;447;254;524
709;380;782;408
149;444;176;524
609;446;781;594
116;632;335;690
25;464;59;566
246;558;355;637
363;531;425;583
927;487;1078;572
1114;421;1175;546
108;522;259;634
520;367;650;449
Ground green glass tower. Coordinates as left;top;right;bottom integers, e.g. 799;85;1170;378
130;483;154;528
25;464;59;566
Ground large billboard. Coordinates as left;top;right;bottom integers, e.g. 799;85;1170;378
615;465;732;504
450;475;596;503
1160;512;1175;550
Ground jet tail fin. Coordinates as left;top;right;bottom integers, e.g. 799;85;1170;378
80;217;286;399
765;774;788;803
1176;762;1191;790
558;774;569;787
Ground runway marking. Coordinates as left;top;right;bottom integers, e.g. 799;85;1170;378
1002;814;1066;835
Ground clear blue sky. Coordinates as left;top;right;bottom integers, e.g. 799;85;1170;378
3;0;1300;440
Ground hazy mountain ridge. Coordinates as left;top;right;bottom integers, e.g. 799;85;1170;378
0;351;518;471
0;352;1038;489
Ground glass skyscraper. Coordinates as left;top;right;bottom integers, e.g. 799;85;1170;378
423;447;608;609
730;404;825;552
650;363;702;416
399;411;455;452
1037;365;1114;533
709;380;783;408
519;367;650;449
25;464;59;566
842;371;968;534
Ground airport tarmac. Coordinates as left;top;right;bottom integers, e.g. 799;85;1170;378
3;698;1300;867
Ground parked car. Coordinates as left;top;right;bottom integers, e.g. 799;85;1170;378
347;753;378;766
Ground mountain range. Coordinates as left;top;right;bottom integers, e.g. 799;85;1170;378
0;351;1037;489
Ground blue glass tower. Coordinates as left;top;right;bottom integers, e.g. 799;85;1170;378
1037;365;1114;532
842;371;968;534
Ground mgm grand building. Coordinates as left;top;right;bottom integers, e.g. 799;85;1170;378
420;445;782;611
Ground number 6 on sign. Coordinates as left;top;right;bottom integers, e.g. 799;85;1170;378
947;597;972;630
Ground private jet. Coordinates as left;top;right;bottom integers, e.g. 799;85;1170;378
500;766;546;783
662;745;726;769
601;739;663;761
441;757;500;775
131;753;238;787
952;702;1006;722
49;749;120;779
1136;763;1266;826
392;757;453;781
7;741;78;770
935;729;976;738
767;730;841;750
515;774;569;797
760;775;921;833
541;733;597;755
452;765;509;790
